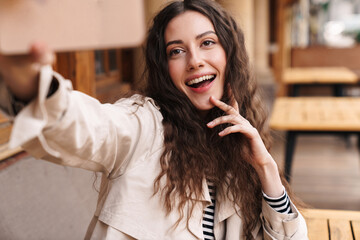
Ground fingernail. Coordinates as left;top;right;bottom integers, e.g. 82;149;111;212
207;121;214;127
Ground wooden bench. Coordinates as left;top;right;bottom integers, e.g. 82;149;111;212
302;208;360;240
269;97;360;181
283;67;359;96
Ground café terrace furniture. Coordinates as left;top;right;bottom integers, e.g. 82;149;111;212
302;208;360;240
269;97;360;181
283;67;359;96
269;67;359;181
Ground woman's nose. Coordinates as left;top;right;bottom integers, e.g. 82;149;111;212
186;49;204;71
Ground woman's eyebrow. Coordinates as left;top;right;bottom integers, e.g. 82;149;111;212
166;40;183;48
196;30;216;39
165;30;217;48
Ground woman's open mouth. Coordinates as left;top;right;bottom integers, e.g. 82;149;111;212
186;74;216;88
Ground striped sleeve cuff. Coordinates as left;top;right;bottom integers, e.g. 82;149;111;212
263;187;292;214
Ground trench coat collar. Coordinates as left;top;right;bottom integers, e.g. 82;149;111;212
214;181;262;239
187;178;261;239
187;178;212;238
214;186;262;239
187;178;242;239
215;186;241;224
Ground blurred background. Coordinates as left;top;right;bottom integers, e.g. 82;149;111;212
0;0;360;239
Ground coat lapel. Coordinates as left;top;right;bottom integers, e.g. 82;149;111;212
215;191;240;224
187;178;212;239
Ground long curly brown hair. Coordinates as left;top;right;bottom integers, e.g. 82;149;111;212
142;0;289;239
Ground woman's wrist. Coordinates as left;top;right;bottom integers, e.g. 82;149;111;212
255;159;284;198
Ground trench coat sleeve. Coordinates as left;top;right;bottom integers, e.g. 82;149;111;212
260;199;308;240
1;65;158;177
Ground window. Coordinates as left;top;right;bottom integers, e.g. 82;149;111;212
94;49;134;103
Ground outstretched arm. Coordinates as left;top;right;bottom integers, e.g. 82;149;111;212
0;43;159;178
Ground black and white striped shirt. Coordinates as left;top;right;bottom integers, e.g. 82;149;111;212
262;188;292;214
203;182;216;240
202;184;292;240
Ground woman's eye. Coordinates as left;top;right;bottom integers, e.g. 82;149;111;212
169;49;183;57
202;40;215;47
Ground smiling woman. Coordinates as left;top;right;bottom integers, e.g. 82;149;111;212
165;11;226;112
0;0;307;239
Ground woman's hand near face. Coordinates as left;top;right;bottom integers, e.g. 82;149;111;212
0;42;54;102
207;96;284;197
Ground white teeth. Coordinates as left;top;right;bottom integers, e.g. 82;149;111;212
187;75;215;86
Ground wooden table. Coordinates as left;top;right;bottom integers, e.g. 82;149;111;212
269;97;360;131
302;208;360;240
283;67;359;84
269;97;360;181
282;67;359;96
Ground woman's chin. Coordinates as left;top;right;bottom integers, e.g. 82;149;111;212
194;104;214;118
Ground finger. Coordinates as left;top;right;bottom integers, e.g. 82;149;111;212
207;115;241;128
218;125;245;137
209;96;237;114
218;124;257;138
0;42;53;70
30;42;55;65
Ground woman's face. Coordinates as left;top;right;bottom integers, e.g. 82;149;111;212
165;10;227;114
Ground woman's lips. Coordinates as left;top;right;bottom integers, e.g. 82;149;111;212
188;76;216;93
186;74;215;86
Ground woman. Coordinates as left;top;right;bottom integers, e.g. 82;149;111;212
0;0;307;239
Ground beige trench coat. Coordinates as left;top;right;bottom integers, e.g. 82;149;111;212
0;66;308;240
